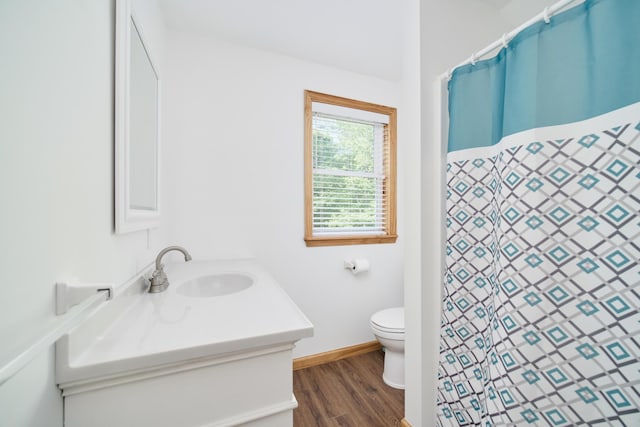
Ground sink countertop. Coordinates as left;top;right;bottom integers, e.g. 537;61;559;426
56;259;314;385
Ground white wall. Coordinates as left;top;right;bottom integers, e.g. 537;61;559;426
163;31;405;358
404;1;513;426
0;1;167;426
499;0;566;26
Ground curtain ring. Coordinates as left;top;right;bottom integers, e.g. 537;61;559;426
501;33;509;49
543;7;551;24
447;68;453;80
470;53;477;66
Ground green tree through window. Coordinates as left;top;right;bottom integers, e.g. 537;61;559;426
312;116;379;230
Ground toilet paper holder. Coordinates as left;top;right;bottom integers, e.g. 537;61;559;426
343;259;370;275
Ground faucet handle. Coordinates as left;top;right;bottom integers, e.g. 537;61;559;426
149;268;168;292
151;264;164;277
150;267;166;281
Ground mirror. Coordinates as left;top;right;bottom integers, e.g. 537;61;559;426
115;0;160;233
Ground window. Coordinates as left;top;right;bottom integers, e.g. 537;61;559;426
304;90;397;247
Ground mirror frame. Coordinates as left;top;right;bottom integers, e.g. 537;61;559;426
115;0;161;234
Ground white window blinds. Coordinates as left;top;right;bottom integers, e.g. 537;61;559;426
311;107;389;236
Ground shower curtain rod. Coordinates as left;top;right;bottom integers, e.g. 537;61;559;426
440;0;582;80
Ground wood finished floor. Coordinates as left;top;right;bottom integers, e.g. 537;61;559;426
293;350;404;427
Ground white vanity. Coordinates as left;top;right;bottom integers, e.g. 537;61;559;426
56;259;313;427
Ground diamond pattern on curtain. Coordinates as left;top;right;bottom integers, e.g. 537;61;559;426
438;106;640;426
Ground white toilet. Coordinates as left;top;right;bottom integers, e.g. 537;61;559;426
370;307;405;389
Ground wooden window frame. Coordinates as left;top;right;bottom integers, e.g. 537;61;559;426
304;90;397;247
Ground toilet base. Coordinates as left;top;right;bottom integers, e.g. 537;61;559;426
382;348;404;389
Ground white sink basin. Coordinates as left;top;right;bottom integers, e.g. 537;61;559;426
57;259;314;387
176;273;254;297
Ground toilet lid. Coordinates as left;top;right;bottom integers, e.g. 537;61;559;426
371;307;404;332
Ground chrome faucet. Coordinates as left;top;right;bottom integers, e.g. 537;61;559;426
149;245;192;293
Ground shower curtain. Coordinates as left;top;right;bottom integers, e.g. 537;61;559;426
438;0;640;425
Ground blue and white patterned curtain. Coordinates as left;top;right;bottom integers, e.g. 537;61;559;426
438;0;640;425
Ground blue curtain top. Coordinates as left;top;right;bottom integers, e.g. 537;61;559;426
447;0;640;153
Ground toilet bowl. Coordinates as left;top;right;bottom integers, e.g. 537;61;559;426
370;307;405;389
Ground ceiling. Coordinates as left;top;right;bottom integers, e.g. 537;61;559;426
476;0;512;9
159;0;406;80
157;0;519;80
